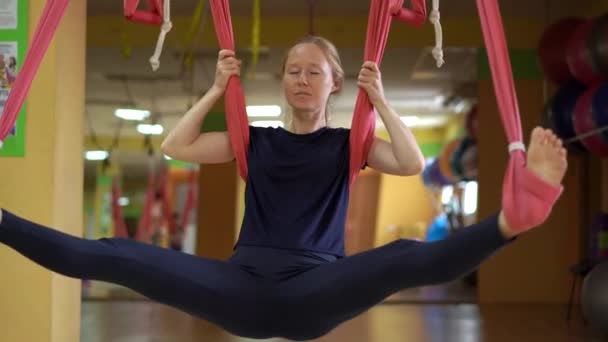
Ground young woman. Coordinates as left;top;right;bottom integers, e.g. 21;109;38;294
0;36;567;341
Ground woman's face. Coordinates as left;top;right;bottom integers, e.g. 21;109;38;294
282;43;338;116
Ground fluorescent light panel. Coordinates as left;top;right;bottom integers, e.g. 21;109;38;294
115;108;150;121
251;120;284;128
246;105;281;117
85;150;108;160
137;124;163;135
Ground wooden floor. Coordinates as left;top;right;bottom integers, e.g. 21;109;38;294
80;300;607;342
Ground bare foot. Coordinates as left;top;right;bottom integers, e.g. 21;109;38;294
526;127;568;187
499;127;568;238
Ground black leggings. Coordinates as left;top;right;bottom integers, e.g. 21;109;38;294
0;210;511;340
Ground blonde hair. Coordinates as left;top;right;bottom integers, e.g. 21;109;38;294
281;36;345;126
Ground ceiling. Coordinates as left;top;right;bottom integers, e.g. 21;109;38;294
87;0;586;18
82;0;593;184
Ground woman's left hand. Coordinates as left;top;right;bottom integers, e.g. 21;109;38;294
357;61;386;107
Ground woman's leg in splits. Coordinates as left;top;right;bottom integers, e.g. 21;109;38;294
0;210;267;338
285;127;569;337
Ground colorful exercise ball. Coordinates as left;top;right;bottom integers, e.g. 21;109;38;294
465;106;478;139
421;158;434;187
542;80;587;152
538;17;584;84
572;84;608;156
581;261;608;333
450;136;477;182
567;19;604;86
429;158;451;187
591;82;608;143
460;141;478;181
438;137;462;184
590;14;608;76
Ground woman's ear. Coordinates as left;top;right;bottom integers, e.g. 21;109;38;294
331;78;343;94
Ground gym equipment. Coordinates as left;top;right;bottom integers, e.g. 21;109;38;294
542;80;587;152
566;19;603;86
590;14;608;76
581;261;608;333
572;84;608;156
538;17;584;84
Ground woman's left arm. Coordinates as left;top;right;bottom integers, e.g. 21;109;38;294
358;61;425;176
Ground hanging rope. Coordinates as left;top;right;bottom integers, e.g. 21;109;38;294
123;0;173;71
149;0;173;71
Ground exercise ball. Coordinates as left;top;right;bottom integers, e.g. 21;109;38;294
590;14;608;76
428;158;450;187
573;84;608;156
422;158;434;187
465;106;478;139
567;19;604;85
460;141;478;181
542;80;587;152
581;261;608;333
438;137;462;184
538;17;584;84
591;82;608;143
450;136;476;181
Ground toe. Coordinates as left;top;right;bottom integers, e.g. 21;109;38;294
531;127;543;141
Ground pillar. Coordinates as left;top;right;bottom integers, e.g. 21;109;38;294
196;99;240;260
0;0;86;341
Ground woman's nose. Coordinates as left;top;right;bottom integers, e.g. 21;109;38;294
297;72;308;85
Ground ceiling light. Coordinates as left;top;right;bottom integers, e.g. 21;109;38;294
246;105;281;117
118;197;130;206
400;116;420;126
137;124;164;135
115;108;151;121
251;120;284;128
85;150;109;161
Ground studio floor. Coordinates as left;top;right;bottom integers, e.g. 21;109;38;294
80;300;604;342
79;280;606;342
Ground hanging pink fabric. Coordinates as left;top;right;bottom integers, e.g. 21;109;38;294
124;0;163;25
136;171;157;241
179;169;198;232
0;0;70;146
111;178;129;239
348;0;426;186
476;0;563;233
208;0;250;181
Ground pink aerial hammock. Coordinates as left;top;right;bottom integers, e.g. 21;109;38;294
475;0;563;232
209;0;563;233
0;0;563;233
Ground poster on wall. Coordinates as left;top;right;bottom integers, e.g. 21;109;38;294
0;0;25;156
0;42;18;135
0;0;17;30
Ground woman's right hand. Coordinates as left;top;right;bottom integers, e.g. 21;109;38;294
212;49;241;92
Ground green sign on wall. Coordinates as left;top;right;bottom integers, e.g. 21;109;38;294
0;0;28;156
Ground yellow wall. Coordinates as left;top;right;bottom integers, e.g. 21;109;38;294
373;124;463;246
0;1;85;341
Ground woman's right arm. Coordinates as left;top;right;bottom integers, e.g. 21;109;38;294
161;50;241;164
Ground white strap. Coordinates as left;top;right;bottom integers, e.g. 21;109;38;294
149;0;172;71
508;141;526;153
430;0;444;68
